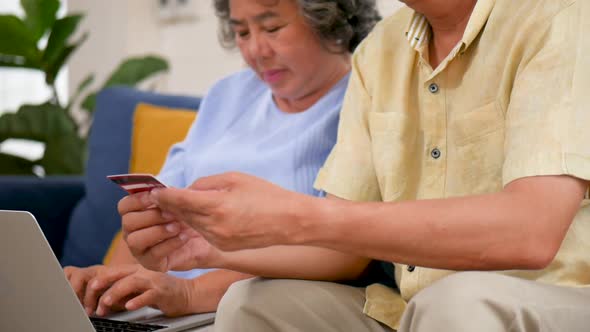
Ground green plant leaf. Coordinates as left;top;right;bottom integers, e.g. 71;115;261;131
44;31;88;86
41;130;85;175
104;55;169;86
0;152;36;175
0;103;84;174
80;56;169;113
21;0;60;42
0;15;41;63
42;14;84;71
0;103;74;143
80;93;97;114
44;43;74;86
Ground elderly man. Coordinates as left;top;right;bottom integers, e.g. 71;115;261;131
122;0;590;331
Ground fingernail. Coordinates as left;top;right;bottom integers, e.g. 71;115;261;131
96;306;104;316
166;222;179;233
90;280;100;290
103;296;112;305
179;233;189;242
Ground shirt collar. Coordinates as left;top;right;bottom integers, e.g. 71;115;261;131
460;0;495;54
405;12;430;50
404;0;496;54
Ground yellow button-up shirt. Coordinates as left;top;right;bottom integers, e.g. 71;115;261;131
315;0;590;329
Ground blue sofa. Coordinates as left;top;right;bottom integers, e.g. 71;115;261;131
0;87;200;267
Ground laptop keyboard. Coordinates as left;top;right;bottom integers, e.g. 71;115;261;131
91;317;167;332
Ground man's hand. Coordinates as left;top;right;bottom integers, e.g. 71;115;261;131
119;192;220;272
150;172;310;251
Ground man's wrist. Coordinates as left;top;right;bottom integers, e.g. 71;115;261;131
207;249;230;270
288;194;333;246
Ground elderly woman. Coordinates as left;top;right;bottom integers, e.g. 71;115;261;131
64;0;380;318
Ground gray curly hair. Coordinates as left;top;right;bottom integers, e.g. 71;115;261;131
213;0;381;53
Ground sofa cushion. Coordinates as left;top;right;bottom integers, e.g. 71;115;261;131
60;87;200;267
0;176;84;259
129;103;197;175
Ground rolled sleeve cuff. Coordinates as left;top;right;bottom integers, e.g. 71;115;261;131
314;167;382;202
503;152;590;187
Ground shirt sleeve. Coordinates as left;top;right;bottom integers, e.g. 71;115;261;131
156;139;189;188
314;44;382;201
502;3;590;186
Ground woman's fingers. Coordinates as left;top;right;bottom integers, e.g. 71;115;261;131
117;192;152;215
125;289;158;311
96;276;149;316
64;266;87;302
83;265;139;315
125;222;181;256
121;208;172;236
64;266;97;313
83;278;109;315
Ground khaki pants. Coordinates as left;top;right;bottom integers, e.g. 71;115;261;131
214;272;590;332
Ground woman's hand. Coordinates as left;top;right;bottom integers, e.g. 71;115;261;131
151;172;311;252
91;265;195;317
64;264;131;316
119;192;221;272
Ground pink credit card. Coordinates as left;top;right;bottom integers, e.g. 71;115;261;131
107;173;167;194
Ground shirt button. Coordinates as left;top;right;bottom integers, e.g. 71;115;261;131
431;148;441;159
428;83;439;94
407;265;415;272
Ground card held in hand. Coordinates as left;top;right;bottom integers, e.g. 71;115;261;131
107;173;167;194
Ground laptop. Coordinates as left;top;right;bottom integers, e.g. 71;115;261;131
0;210;215;332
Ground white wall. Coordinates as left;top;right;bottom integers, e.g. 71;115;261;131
68;0;404;99
0;0;68;114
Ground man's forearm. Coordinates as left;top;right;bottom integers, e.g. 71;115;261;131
106;232;138;265
300;176;586;271
215;246;371;281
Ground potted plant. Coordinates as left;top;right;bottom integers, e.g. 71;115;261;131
0;0;169;175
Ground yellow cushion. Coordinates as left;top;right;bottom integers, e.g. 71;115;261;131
102;102;197;265
102;230;123;265
129;102;197;174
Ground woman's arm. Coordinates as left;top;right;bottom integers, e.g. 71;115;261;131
105;232;138;265
184;270;253;313
91;267;254;316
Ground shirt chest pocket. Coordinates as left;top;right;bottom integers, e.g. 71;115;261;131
368;111;418;201
447;101;505;195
